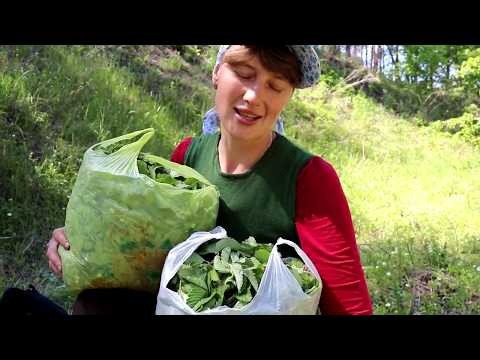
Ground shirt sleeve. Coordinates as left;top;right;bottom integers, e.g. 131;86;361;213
295;156;373;315
170;137;193;164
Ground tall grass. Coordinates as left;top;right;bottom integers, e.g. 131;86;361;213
284;84;480;314
0;45;213;309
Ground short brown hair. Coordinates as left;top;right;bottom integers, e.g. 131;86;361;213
223;45;302;88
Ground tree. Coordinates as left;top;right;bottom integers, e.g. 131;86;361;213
401;45;478;90
459;48;480;96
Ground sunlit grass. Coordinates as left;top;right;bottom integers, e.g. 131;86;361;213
286;84;480;314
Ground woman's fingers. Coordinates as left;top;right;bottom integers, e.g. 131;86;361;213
48;260;63;277
46;238;62;274
53;227;70;250
46;227;70;276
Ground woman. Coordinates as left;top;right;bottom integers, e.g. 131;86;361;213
47;45;373;315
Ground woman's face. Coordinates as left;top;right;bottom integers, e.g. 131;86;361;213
214;46;294;142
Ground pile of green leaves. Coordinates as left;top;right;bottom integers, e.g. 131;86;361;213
168;237;320;312
136;153;204;190
95;142;204;190
96;138;133;155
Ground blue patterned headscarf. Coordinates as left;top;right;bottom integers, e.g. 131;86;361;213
203;45;320;135
215;45;320;89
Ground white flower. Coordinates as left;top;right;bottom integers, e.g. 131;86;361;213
7;212;12;217
476;266;480;272
386;272;391;277
375;265;380;269
382;262;387;266
405;283;410;288
12;134;16;138
385;303;391;308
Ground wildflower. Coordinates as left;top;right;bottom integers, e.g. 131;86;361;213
385;303;391;308
386;272;391;277
476;266;480;272
7;212;12;217
375;265;380;269
382;262;387;266
12;134;16;138
405;283;410;288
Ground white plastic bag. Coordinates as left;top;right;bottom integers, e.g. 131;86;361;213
156;227;322;315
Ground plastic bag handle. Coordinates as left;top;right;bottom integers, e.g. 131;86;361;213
85;128;154;177
88;127;154;153
159;226;228;289
273;238;321;280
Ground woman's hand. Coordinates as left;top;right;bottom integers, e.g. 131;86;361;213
46;227;70;277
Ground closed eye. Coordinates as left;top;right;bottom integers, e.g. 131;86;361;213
231;64;255;80
234;70;254;79
269;83;285;93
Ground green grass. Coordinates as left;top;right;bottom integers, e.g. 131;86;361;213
284;84;480;314
1;45;479;314
0;45;212;311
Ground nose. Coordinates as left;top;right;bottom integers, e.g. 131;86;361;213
243;83;262;107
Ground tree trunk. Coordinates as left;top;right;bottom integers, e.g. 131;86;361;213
387;45;396;66
371;45;375;71
366;45;370;68
378;45;384;73
372;45;382;73
386;45;399;80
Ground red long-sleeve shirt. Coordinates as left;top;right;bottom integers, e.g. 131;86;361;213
171;137;373;315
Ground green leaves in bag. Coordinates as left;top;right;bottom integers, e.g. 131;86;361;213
95;138;134;155
62;128;220;295
136;153;204;190
94;141;204;190
167;236;321;312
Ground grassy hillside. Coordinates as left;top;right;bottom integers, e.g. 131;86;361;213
284;86;480;314
1;45;479;314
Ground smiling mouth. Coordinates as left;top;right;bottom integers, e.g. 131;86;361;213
234;108;262;121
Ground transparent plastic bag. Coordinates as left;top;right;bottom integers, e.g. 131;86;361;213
60;128;219;295
156;227;322;315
